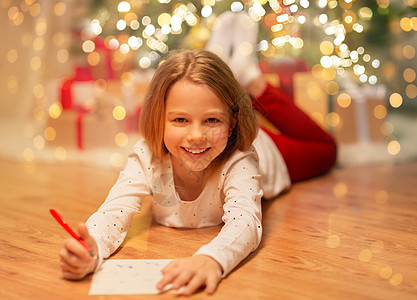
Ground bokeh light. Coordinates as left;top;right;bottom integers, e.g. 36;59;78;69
326;235;341;248
49;103;62;119
389;273;403;286
358;249;372;262
1;0;416;171
55;147;67;161
389;93;403;108
379;266;393;279
333;182;348;198
387;140;401;155
113;106;127;121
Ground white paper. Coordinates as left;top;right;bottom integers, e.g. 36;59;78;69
89;259;172;295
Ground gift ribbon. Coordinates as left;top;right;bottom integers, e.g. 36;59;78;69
344;85;386;144
60;66;94;110
353;93;370;143
60;79;73;110
76;112;84;150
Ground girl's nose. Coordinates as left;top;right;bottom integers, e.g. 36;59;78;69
187;124;205;141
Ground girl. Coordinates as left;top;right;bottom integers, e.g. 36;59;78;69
58;13;337;296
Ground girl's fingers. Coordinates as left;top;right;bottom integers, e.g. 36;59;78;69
59;239;95;280
182;274;205;296
59;248;78;268
59;251;88;273
158;265;194;291
204;275;220;295
77;223;95;249
157;257;222;295
62;270;86;280
60;247;88;268
170;269;193;290
60;260;84;274
59;253;92;279
64;238;91;260
157;270;177;290
57;224;98;281
77;223;91;239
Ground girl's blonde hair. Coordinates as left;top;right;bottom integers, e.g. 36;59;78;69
139;49;258;166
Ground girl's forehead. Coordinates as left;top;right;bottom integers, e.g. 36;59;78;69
164;85;232;119
167;80;224;103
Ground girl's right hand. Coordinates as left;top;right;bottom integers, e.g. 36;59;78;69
58;223;98;280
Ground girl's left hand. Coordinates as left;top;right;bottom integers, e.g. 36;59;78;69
157;255;223;296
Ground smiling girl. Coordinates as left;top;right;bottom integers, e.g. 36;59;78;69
58;13;336;297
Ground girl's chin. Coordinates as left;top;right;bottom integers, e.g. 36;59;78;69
182;161;211;173
180;151;214;171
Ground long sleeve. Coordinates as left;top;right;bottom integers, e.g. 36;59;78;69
194;147;263;276
86;141;153;266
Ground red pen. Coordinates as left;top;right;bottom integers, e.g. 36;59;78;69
50;209;95;258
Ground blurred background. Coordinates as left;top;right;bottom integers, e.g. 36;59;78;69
1;0;416;169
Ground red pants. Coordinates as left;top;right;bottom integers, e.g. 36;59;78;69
252;84;337;182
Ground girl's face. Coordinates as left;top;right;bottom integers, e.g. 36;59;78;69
164;79;233;175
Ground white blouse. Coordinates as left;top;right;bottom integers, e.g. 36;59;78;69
86;129;290;276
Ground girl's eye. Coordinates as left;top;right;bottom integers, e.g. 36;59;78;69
206;118;220;124
174;118;187;123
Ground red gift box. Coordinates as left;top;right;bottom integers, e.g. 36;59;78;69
332;84;387;144
46;100;128;150
259;57;309;99
60;66;94;110
46;110;82;149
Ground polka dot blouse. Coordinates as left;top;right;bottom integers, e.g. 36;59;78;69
86;130;290;276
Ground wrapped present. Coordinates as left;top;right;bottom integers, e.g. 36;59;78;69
105;79;148;114
259;58;309;99
61;72;148;111
58;68;148;136
60;66;94;110
46;110;82;149
81;101;126;149
89;36;115;80
293;72;329;130
256;70;329;133
332;84;387;144
259;59;329;130
46;97;131;150
106;80;148;133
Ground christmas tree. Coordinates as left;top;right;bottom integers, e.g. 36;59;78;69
74;0;417;111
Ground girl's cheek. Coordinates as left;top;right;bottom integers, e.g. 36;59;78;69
208;125;229;143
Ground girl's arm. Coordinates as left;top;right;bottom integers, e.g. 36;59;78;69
195;147;263;275
85;142;153;270
157;148;263;295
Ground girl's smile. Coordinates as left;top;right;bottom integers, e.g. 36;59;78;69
164;79;233;178
182;147;210;154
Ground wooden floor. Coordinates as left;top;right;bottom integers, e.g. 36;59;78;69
0;158;416;300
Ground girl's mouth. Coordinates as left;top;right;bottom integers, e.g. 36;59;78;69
182;147;210;154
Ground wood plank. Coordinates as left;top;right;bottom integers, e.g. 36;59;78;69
0;159;416;299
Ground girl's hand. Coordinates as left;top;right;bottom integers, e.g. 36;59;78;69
157;255;223;296
58;223;98;280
